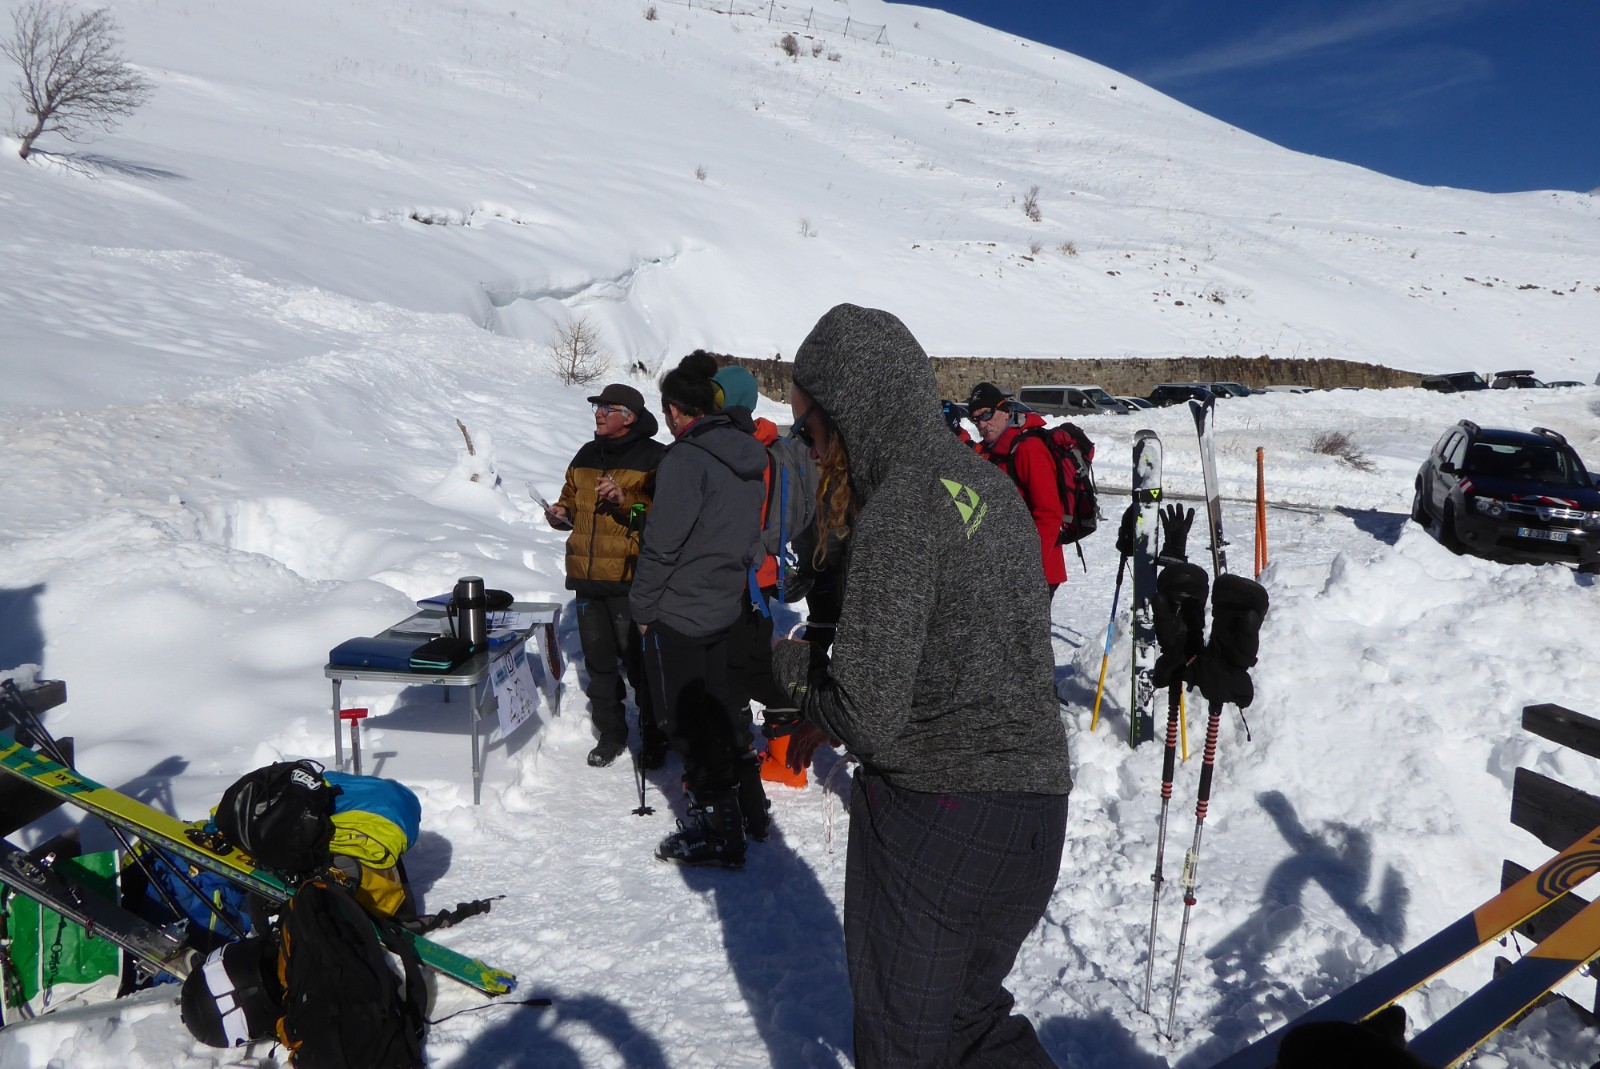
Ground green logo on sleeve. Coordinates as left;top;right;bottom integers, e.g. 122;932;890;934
940;478;987;538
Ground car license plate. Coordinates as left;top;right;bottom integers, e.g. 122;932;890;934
1517;527;1569;543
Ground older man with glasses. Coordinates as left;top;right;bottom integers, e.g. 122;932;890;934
546;383;670;768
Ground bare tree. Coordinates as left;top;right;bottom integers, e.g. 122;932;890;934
545;314;610;386
1021;184;1042;222
3;1;152;160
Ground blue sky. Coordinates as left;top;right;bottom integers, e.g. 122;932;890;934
909;1;1599;194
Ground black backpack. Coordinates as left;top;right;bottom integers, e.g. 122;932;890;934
215;760;339;877
277;881;428;1069
998;423;1100;545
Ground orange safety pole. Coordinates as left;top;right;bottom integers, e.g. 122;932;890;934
1255;447;1267;577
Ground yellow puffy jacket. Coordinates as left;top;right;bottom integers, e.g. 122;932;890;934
557;411;666;597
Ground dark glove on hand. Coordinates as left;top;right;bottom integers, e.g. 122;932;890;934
1193;574;1269;708
1159;504;1194;564
1115;502;1140;559
770;638;815;710
1152;562;1208;687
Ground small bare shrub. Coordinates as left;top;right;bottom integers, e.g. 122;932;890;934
827;51;840;62
811;40;823;57
1028;240;1041;256
694;163;707;180
3;1;153;159
1310;430;1374;472
1060;240;1078;257
798;217;815;238
779;33;798;57
1021;184;1041;222
644;4;657;19
545;314;609;386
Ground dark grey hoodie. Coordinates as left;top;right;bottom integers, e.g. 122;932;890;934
629;411;767;638
786;304;1071;795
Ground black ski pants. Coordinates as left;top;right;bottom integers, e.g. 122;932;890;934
844;769;1067;1069
724;588;793;747
641;621;745;797
575;595;658;749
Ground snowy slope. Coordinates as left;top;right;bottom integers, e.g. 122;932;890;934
4;0;1600;1065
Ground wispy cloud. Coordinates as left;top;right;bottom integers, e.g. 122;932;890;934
1134;0;1500;86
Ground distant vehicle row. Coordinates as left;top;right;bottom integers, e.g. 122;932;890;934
1013;381;1264;416
1420;369;1590;392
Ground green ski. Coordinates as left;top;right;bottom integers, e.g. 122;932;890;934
0;735;515;996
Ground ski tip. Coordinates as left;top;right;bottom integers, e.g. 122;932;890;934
484;970;518;996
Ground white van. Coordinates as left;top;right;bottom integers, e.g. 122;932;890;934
1016;385;1128;416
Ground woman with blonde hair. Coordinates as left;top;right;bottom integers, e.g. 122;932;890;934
772;304;1070;1067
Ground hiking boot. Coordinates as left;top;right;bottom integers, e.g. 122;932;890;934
655;793;745;868
587;740;625;768
639;735;669;772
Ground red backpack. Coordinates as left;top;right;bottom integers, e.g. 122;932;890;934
997;423;1100;546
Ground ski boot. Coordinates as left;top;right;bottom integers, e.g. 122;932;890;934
656;791;746;868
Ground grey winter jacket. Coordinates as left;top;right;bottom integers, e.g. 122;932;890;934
629;411;767;638
781;303;1071;795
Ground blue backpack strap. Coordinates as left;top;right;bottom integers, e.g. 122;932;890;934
748;565;771;619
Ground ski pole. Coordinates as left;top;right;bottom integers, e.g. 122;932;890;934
631;747;654;817
1166;699;1225;1036
1142;680;1184;1011
1090;554;1129;732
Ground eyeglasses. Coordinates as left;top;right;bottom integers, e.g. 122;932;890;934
791;403;818;448
593;404;625;417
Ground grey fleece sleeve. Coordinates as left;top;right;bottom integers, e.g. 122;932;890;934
628;452;700;625
796;496;935;756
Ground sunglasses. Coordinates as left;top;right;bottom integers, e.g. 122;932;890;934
791;403;819;448
969;406;1000;424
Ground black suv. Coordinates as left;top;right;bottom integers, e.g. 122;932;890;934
1413;421;1600;571
1419;371;1488;393
1147;383;1217;407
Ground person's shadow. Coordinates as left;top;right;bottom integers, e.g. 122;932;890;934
676;822;854;1067
448;991;670;1068
1183;790;1409;1066
0;583;47;671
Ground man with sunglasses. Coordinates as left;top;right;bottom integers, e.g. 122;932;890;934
546;383;670;769
966;381;1068;598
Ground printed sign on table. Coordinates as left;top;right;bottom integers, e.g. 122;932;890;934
490;642;545;739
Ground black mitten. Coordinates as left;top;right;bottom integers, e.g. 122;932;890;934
1115;502;1140;559
1193;574;1269;707
1152;562;1208;688
1159;504;1195;564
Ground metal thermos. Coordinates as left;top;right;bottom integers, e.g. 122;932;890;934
454;576;488;651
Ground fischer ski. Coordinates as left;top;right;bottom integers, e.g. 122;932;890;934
1206;823;1600;1069
1408;891;1600;1066
1129;430;1161;747
0;736;515;996
1189;397;1227;576
0;839;192;983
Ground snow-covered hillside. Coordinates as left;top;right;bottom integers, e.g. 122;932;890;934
4;0;1600;1066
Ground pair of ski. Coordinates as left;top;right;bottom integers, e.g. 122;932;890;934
1135;398;1231;1037
1207;822;1600;1068
0;735;516;996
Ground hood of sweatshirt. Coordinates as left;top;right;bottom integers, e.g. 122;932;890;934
791;303;946;505
676;411;769;480
597;406;661;454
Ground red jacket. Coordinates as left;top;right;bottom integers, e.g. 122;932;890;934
752;417;780;590
984;415;1067;585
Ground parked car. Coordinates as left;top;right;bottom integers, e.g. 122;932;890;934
1546;381;1586;389
1413;420;1600;571
1016;385;1128;416
1263;384;1313;394
1116;395;1154;410
1209;382;1253;398
1491;369;1545;390
1147;383;1217;407
1419;372;1489;393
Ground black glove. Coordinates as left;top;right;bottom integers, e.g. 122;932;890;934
1151;562;1208;688
1115;502;1140;559
1192;574;1269;708
1159;504;1194;564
